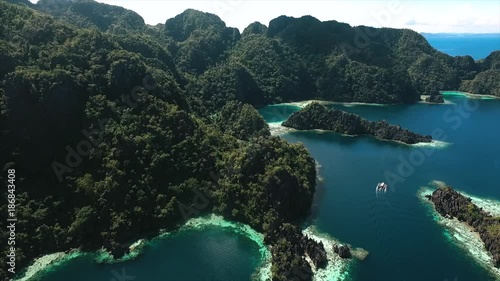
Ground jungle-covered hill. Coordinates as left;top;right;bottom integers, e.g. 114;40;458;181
0;0;499;280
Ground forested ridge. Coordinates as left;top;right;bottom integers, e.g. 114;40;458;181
0;0;498;280
282;103;432;144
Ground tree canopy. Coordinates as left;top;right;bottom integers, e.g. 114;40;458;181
0;1;498;280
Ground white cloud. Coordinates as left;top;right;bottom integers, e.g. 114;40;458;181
399;1;500;33
30;0;500;33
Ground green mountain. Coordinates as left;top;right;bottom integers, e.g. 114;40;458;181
0;0;498;280
460;51;500;96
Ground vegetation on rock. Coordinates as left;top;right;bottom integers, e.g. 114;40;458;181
282;103;432;144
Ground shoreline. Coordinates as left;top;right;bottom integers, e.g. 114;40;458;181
264;102;451;148
418;183;500;279
278;100;392;108
271;122;450;148
14;251;83;281
275;92;499;112
410;139;450;148
418;95;455;105
426;180;500;216
13;214;272;281
302;225;354;281
441;91;499;100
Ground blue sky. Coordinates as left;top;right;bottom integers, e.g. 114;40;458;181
32;0;500;33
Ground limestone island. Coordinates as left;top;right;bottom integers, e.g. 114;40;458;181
426;187;500;269
282;103;432;144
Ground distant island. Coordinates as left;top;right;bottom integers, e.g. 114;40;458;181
282;103;432;144
426;187;500;269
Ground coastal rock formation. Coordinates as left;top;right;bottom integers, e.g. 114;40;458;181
425;94;445;103
109;242;128;259
333;244;352;259
427;187;500;268
266;223;327;281
302;236;328;268
282;103;432;144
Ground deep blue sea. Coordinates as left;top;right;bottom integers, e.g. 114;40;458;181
21;36;500;281
422;33;500;60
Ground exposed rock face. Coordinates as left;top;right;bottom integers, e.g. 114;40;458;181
266;223;327;281
282;103;432;144
302;236;328;268
333;244;352;259
427;187;500;268
425;94;445;103
108;242;129;259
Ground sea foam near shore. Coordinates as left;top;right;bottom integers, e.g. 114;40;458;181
14;251;83;281
411;139;450;149
303;225;354;281
268;121;292;136
14;214;272;281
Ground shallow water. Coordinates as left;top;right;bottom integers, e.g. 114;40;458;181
31;216;264;281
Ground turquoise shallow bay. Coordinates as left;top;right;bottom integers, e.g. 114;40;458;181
34;223;263;281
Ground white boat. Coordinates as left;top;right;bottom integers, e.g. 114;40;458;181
376;182;388;192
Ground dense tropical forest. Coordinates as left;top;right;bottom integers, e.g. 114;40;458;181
0;0;499;280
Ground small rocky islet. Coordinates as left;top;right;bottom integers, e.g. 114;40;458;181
282;103;432;144
425;94;445;103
